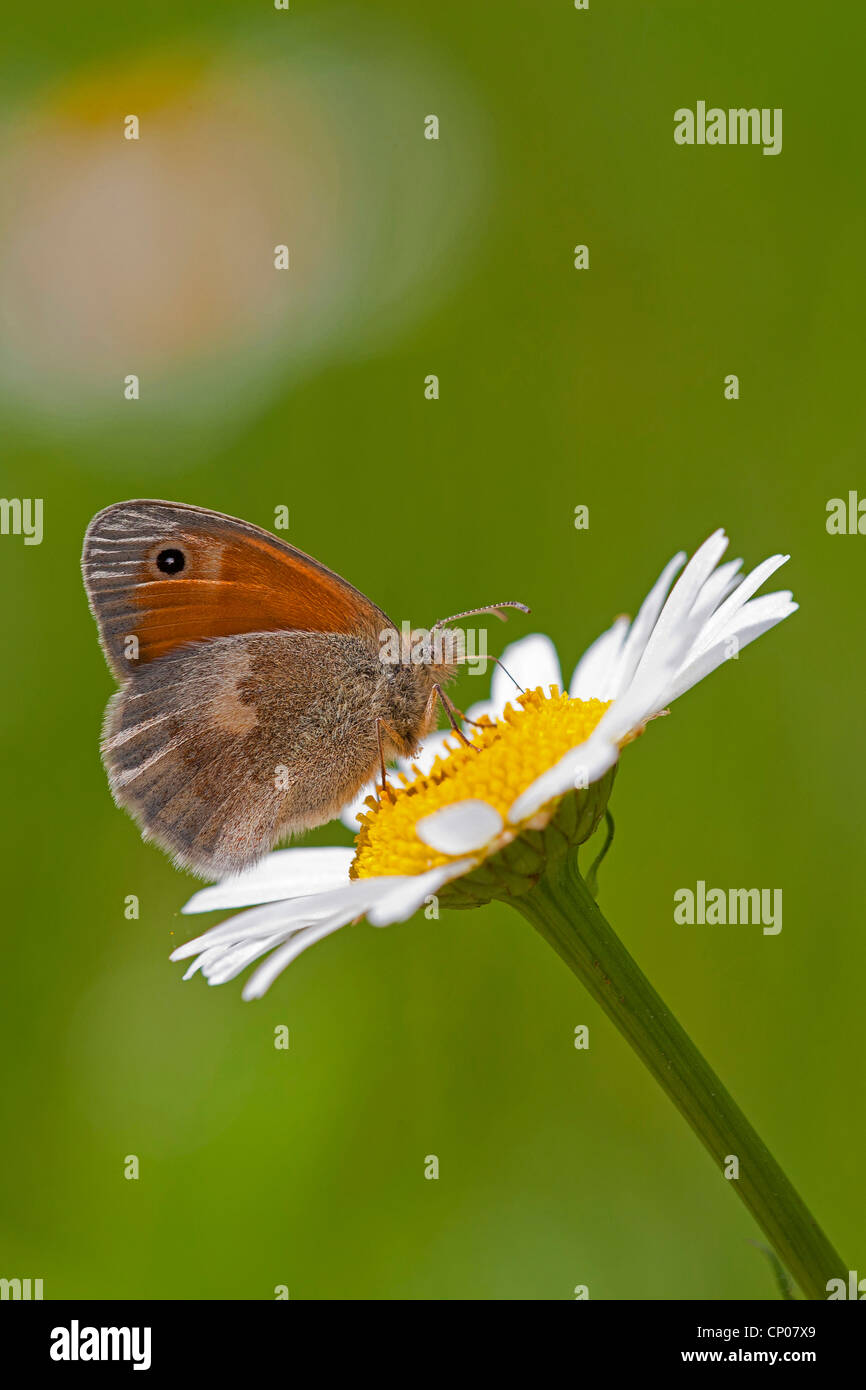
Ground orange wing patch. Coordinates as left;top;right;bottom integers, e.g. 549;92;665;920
83;500;391;678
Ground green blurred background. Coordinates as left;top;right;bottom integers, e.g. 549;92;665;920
1;1;863;1300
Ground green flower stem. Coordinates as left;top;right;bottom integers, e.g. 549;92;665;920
511;849;846;1300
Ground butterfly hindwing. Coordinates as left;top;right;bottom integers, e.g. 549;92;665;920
100;630;387;877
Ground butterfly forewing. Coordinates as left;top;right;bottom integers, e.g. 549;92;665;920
82;500;391;677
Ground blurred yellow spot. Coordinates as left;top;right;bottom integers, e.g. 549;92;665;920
45;53;210;123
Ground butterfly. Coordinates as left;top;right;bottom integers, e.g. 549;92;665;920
82;501;526;879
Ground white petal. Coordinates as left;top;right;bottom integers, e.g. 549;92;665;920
663;599;798;703
688;558;743;624
174;871;413;995
242;914;352;1000
491;633;562;710
172;880;383;959
366;860;476;926
199;931;290;986
569;615;629;701
463;697;498;727
339;780;378;831
596;536;731;737
416;800;504;854
691;589;794;656
605;549;687;693
633;530;729;680
593;650;681;744
399;730;452;778
181;942;235;981
507;734;619;824
728;590;797;630
691;554;790;654
182;846;354;914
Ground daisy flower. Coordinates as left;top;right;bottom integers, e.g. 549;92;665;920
167;530;850;1303
170;527;797;1000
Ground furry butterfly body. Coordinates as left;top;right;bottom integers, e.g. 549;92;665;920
82;502;455;878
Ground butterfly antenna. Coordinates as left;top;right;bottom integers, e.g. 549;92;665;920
430;601;530;632
454;653;525;694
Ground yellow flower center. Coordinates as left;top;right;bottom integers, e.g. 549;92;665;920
350;687;611;879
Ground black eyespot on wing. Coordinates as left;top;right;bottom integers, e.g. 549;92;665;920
156;548;185;575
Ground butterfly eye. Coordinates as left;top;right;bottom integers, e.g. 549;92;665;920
156;548;185;575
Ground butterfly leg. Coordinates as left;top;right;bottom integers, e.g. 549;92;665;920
430;683;480;751
375;718;398;803
448;703;494;732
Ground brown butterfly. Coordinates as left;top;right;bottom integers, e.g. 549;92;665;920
82;501;527;879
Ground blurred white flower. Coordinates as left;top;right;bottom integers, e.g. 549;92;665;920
0;29;485;456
